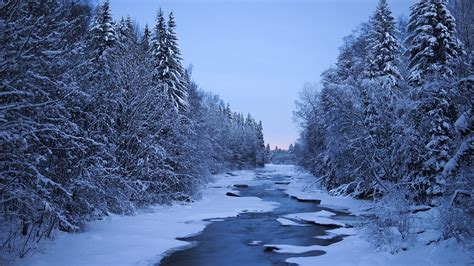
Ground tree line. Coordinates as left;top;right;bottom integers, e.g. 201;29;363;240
1;0;265;258
294;0;472;248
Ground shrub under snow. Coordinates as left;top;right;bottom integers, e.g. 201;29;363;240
362;188;414;253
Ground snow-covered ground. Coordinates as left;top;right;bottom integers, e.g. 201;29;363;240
21;170;278;266
276;164;473;266
20;165;473;266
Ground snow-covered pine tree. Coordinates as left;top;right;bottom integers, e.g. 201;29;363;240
255;121;266;167
151;9;189;111
405;0;465;200
115;17;137;55
363;0;400;119
406;0;464;85
336;44;358;83
82;0;120;141
359;0;402;185
265;144;272;163
396;16;411;83
366;0;401;88
166;12;189;110
224;103;233;120
89;0;116;63
423;81;452;196
151;8;169;91
360;84;379;138
336;23;372;84
141;24;151;52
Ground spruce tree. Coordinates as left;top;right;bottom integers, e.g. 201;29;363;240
116;16;136;50
406;0;465;200
360;86;379;137
152;8;169;91
265;144;272;163
366;0;401;86
151;9;188;111
89;0;116;62
255;121;266;166
141;24;151;52
166;12;189;110
406;0;464;85
358;1;402;186
423;81;452;196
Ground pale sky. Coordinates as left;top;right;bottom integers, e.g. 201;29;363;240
107;0;416;149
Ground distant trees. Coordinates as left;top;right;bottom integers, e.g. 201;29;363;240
255;121;266;166
268;145;298;165
264;144;272;163
0;0;265;259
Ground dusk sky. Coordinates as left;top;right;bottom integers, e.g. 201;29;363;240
108;0;416;149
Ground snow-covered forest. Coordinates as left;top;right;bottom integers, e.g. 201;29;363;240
294;0;472;253
1;0;266;259
1;0;473;265
267;145;298;165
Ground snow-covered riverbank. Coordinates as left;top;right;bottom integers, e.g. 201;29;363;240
21;170;278;266
279;165;472;266
20;165;473;265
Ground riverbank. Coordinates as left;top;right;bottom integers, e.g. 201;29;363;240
281;166;473;266
20;170;278;266
19;165;473;265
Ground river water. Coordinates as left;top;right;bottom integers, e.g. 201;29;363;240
159;168;351;266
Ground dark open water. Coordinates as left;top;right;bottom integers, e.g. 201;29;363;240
159;168;352;266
